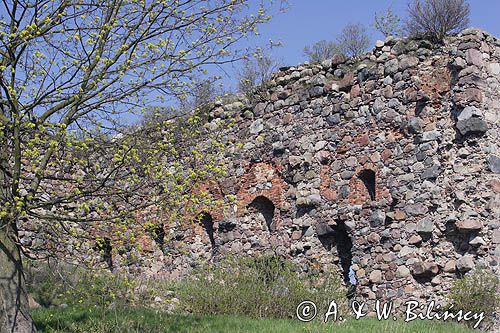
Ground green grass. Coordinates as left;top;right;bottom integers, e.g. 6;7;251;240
33;306;478;333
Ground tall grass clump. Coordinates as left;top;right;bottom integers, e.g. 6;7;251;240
176;255;347;319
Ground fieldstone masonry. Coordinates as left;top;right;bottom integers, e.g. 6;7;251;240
89;29;500;310
162;28;500;309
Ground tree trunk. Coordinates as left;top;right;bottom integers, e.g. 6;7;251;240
1;85;34;332
0;222;36;332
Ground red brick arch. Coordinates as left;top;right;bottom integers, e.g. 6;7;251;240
235;162;288;230
348;164;391;205
236;162;286;212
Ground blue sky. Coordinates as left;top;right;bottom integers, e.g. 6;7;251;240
226;0;500;80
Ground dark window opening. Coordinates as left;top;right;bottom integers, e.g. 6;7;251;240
358;169;376;201
199;212;217;254
390;198;399;209
151;224;165;253
96;237;113;271
415;99;428;117
318;222;353;285
428;204;439;213
248;196;275;231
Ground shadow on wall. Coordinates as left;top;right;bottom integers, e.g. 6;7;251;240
248;196;275;232
318;221;353;284
199;212;217;254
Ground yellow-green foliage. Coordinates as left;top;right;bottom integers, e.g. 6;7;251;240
0;0;283;263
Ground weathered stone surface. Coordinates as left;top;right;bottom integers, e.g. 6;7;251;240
316;223;334;237
488;62;500;75
469;236;486;246
272;141;285;154
460;88;483;104
405;204;428;216
331;54;345;65
291;230;302;240
456;117;489;136
407;117;424;134
369;210;386;227
420;130;441;142
396;266;411;278
466;48;483;66
399;56;419;70
367;232;381;243
456;219;483;231
249;119;264;134
409;235;422;245
421;165;441;180
457;106;483;121
369;270;383;283
384;59;399;75
443;260;456;273
411;261;439;277
488;156;500;174
416;218;433;234
399;246;414;257
493;230;500;244
28;295;41;310
456;256;475;272
373;97;385;113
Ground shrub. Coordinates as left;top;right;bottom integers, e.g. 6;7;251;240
406;0;471;42
304;23;369;63
176;255;347;319
237;54;280;100
374;6;403;38
336;23;370;58
446;267;500;329
26;261;166;308
303;40;342;63
27;257;348;320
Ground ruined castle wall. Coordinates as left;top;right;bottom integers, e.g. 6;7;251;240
160;28;500;307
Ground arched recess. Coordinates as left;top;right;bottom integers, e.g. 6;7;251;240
198;212;217;252
248;196;275;231
358;169;376;201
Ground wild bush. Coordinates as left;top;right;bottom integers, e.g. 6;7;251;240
26;261;152;308
446;267;500;329
406;0;470;42
374;6;403;38
303;40;342;63
27;256;348;320
336;23;370;58
176;255;347;319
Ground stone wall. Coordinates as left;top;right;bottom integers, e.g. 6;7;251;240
166;28;499;307
113;29;500;308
